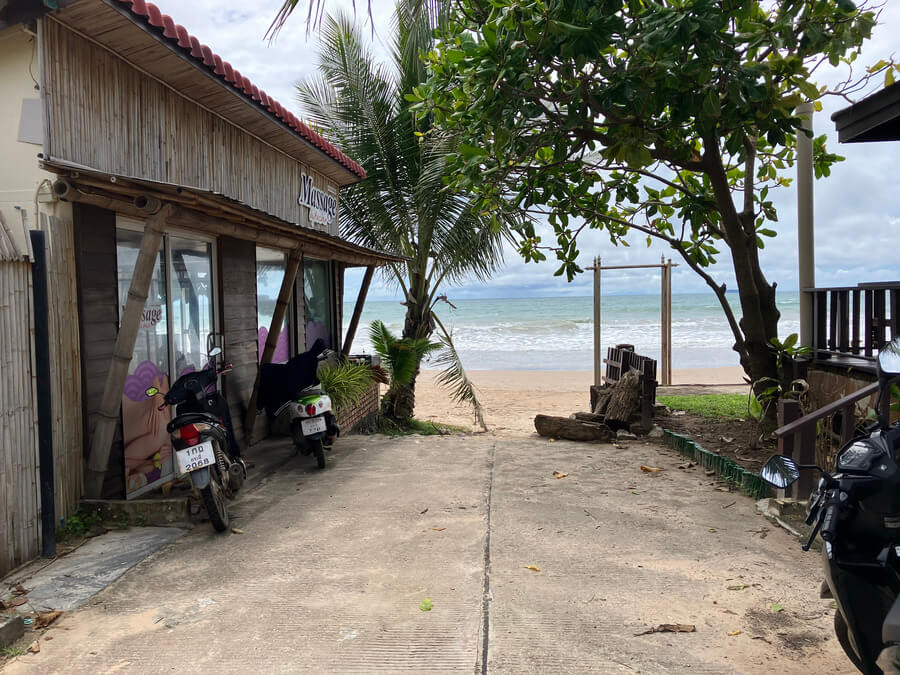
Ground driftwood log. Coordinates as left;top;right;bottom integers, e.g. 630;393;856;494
534;415;613;442
572;411;606;424
592;389;613;416
604;369;640;429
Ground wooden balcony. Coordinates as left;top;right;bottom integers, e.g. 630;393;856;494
807;282;900;375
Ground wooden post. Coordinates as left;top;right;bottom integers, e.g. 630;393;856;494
660;257;673;386
83;206;171;498
593;256;601;387
243;248;303;437
342;265;374;355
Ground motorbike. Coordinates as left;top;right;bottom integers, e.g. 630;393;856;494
145;346;246;532
761;336;900;673
259;338;339;469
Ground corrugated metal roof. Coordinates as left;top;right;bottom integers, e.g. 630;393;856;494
111;0;366;180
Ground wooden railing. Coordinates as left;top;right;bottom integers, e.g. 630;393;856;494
808;282;900;367
775;382;884;499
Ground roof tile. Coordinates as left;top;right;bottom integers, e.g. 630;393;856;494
112;0;365;179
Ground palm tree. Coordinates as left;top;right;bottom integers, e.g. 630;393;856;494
297;1;519;428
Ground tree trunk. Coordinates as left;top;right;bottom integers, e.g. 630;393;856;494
383;276;435;422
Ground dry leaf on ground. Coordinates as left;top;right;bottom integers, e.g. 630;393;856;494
728;630;743;636
552;471;568;479
727;585;750;591
428;527;446;532
35;611;63;629
9;596;28;607
524;565;541;572
29;640;40;653
640;465;662;473
635;623;696;636
231;528;244;535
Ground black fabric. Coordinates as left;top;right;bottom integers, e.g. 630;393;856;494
258;339;326;419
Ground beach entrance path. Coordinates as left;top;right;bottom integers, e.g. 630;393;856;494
4;434;848;674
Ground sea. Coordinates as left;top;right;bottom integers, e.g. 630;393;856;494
342;292;801;371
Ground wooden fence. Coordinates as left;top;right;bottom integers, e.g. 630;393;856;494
0;217;40;577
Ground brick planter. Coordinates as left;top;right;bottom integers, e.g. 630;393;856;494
335;382;380;434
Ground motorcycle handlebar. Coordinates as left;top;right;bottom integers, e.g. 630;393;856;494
820;502;840;543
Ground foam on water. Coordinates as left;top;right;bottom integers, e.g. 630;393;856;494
337;293;800;371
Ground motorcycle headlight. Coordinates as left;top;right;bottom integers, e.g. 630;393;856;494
837;440;881;471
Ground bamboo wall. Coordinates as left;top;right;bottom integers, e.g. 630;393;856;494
42;20;340;237
41;212;84;519
0;221;41;577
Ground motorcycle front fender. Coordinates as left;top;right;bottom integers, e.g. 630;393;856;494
189;467;211;490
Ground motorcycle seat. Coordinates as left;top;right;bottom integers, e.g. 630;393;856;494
298;385;325;396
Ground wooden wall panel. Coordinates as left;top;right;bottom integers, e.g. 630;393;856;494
43;21;341;235
219;237;258;445
73;204;124;499
41;213;84;521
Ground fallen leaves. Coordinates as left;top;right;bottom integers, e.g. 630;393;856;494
427;527;446;532
29;640;40;654
640;465;662;473
523;565;541;572
770;603;785;613
35;611;63;629
727;585;750;591
9;596;28;607
230;528;244;535
727;630;743;637
552;471;568;479
419;597;433;612
635;623;696;636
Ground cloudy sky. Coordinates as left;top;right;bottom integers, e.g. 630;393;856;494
150;0;900;302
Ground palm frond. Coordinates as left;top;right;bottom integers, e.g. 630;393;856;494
368;320;440;388
430;314;487;432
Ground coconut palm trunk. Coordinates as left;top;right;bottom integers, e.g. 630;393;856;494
298;1;521;428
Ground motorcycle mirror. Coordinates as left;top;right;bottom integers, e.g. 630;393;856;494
878;337;900;377
145;386;159;397
760;455;801;489
208;347;223;358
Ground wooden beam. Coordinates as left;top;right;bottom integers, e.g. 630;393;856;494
243;249;303;438
83;205;171;498
342;265;375;355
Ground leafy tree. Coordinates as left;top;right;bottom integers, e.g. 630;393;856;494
414;0;883;416
298;1;518;427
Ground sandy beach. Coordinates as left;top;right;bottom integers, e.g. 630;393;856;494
415;366;746;436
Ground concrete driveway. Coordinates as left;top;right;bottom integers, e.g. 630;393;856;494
4;433;850;674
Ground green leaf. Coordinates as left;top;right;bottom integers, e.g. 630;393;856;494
419;597;434;611
782;333;798;351
749;394;763;421
887;68;896;87
770;603;785;613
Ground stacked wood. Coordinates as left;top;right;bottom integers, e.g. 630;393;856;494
534;415;612;442
604;369;641;429
592;389;613;416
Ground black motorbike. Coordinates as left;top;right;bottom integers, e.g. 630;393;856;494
761;336;900;673
146;346;246;532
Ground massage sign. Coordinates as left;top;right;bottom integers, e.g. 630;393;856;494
298;172;338;227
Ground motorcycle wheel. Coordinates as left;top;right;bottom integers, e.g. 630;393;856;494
834;609;865;672
310;437;326;469
201;477;230;533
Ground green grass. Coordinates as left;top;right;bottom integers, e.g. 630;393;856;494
376;416;469;437
1;645;26;658
658;393;750;420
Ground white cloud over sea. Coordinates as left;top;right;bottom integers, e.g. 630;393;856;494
149;0;900;302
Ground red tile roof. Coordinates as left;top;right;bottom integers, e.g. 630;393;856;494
113;0;366;180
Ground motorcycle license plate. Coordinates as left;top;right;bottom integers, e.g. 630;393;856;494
176;441;216;474
301;417;327;435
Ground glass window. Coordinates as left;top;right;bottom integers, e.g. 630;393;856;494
116;229;173;497
169;237;214;376
304;259;333;350
256;247;291;363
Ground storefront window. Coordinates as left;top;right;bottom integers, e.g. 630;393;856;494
117;223;216;498
170;237;214;376
256;247;290;363
304;259;333;350
117;228;172;498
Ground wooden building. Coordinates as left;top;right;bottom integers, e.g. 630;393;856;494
0;0;395;575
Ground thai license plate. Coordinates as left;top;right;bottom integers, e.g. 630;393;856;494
301;417;327;435
176;441;216;474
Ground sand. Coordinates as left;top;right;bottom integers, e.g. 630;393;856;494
415;366;746;436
